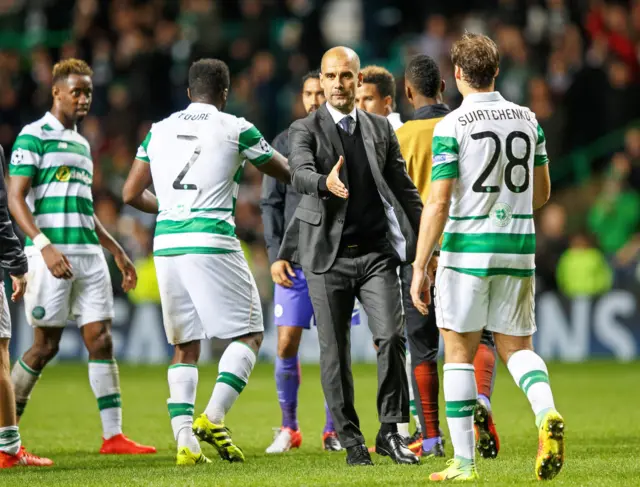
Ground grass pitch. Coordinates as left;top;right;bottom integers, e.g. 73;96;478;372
1;361;639;486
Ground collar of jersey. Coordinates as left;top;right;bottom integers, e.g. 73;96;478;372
44;111;76;131
461;91;504;105
187;102;219;112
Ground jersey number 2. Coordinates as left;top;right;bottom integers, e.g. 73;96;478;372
471;131;531;194
173;135;201;190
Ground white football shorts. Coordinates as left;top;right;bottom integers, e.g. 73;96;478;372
24;251;114;327
154;251;263;345
0;285;12;339
434;267;536;336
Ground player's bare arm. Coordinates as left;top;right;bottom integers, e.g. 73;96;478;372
533;164;551;210
256;150;291;185
93;215;137;292
410;178;454;315
8;174;73;279
122;158;158;214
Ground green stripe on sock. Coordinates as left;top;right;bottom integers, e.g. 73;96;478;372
168;363;197;369
97;393;122;411
89;359;116;364
0;438;21;449
167;402;195;419
216;372;246;394
18;359;40;377
446;399;476;418
0;429;19;441
409;399;418;416
518;370;549;395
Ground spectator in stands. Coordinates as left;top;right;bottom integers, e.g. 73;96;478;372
588;153;640;284
556;231;612;298
536;203;569;292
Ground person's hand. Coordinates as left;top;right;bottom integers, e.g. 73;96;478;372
326;156;349;199
410;264;431;315
271;260;296;288
10;274;27;302
115;250;138;292
41;245;73;279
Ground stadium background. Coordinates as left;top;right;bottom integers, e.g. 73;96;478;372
1;0;640;363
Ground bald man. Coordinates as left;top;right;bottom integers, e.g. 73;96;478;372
278;47;423;466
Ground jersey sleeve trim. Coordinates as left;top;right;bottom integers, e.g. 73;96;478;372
136;130;152;163
432;134;459;180
432;162;459;181
239;125;274;166
9;134;42;177
534;154;549;166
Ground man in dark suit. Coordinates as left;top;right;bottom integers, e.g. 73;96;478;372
278;46;422;466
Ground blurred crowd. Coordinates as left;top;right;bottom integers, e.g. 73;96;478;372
1;0;640;305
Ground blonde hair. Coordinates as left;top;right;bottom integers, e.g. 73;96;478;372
52;58;93;84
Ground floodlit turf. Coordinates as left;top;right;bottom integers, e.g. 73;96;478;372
1;361;639;486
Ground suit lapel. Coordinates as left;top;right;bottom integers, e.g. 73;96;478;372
357;110;384;179
318;105;349;188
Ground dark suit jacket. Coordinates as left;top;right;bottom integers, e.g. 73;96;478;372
278;104;423;273
0;146;28;280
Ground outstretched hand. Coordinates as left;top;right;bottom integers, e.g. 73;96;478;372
326;156;349;199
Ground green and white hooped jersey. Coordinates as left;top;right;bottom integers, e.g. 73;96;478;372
137;102;274;257
431;91;549;277
9;112;99;255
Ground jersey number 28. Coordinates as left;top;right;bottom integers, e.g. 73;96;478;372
173;135;201;190
471;131;531;194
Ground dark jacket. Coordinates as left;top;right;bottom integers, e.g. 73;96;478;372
259;129;303;264
278;104;423;273
0;146;28;279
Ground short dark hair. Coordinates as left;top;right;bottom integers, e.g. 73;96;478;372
451;33;500;89
301;69;320;89
188;59;230;101
361;65;396;108
405;54;441;98
52;58;93;85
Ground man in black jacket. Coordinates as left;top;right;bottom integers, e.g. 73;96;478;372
0;146;52;468
278;46;422;466
261;70;354;453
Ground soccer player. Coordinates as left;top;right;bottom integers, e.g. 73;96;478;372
356;66;403;130
122;59;291;466
8;59;156;455
411;33;564;481
0;146;52;468
261;70;355;453
398;55;500;459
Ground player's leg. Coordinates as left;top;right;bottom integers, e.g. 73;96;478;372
266;270;310;453
155;254;209;466
401;264;444;457
76;254;155;454
490;275;564;480
12;252;69;420
429;268;486;481
187;252;263;462
0;283;52;468
473;330;500;459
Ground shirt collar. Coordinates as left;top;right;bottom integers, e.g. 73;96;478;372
186;102;219;112
387;112;403;130
325;102;357;125
413;104;450;121
461;91;504;106
44;111;74;131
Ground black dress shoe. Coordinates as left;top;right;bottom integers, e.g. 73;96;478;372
375;431;420;464
346;444;374;466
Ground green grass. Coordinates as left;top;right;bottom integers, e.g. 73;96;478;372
1;361;639;486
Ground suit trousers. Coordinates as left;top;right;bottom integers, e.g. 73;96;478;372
305;241;409;448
